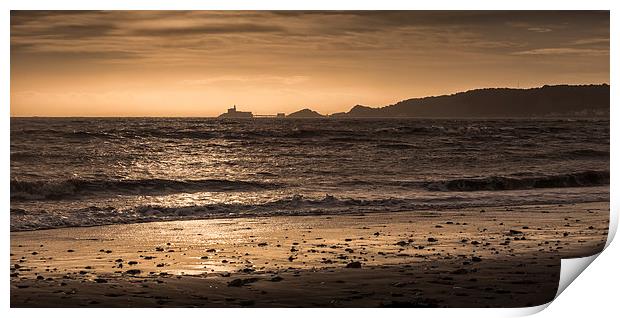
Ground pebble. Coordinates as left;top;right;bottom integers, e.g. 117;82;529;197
345;261;362;268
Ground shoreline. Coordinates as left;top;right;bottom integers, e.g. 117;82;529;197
10;196;610;232
11;202;609;307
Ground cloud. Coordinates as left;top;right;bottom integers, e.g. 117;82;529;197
573;38;609;45
181;75;309;86
513;47;609;56
14;23;117;40
10;11;610;67
130;23;286;36
527;27;553;33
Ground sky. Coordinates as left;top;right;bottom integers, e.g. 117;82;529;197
10;11;610;117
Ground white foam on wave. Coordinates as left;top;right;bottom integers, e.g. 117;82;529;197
10;187;609;231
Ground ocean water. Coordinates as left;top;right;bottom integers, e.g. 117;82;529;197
10;118;609;231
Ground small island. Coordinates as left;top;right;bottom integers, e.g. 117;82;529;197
218;105;253;118
287;108;325;118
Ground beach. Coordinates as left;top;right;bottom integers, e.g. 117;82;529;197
11;202;608;308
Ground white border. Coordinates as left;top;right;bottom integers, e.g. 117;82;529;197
2;1;617;317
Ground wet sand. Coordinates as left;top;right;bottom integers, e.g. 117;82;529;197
10;202;608;307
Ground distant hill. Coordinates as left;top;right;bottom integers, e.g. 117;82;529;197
288;108;325;118
330;84;609;118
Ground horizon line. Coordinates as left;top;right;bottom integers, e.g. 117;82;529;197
10;83;610;118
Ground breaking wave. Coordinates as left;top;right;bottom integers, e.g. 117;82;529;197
424;171;609;192
10;178;279;201
560;149;609;158
10;189;609;231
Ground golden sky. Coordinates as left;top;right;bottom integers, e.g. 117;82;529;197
10;11;610;117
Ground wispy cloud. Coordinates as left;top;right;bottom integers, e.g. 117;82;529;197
513;47;609;56
181;75;309;86
527;27;553;33
572;38;609;45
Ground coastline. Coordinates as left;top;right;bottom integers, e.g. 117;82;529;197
11;202;608;307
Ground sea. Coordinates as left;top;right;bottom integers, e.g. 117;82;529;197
10;118;610;231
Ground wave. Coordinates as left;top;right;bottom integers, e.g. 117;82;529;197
373;125;500;136
560;149;609;158
55;128;355;141
10;178;279;201
66;131;119;139
377;143;416;149
424;170;609;192
236;129;359;140
10;189;610;231
65;129;218;140
10;195;403;231
11;170;608;202
530;149;610;160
